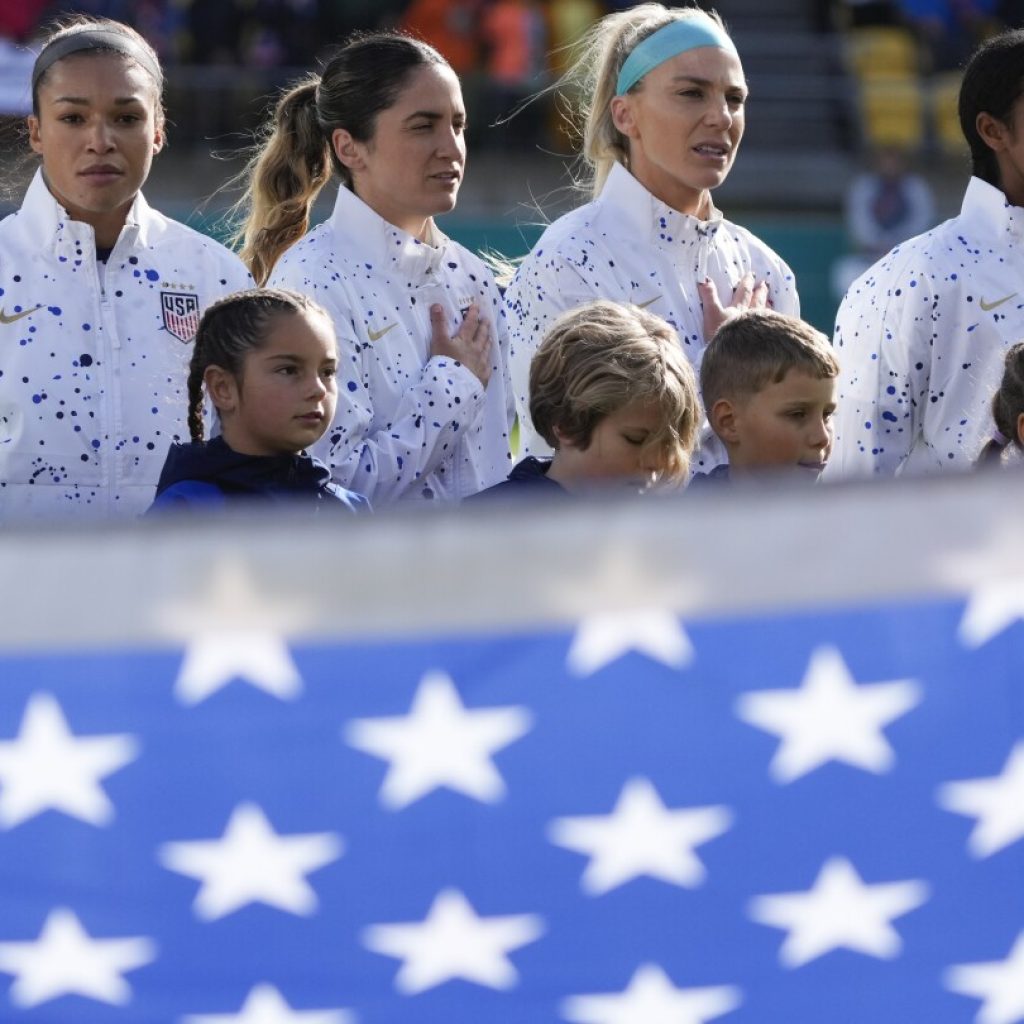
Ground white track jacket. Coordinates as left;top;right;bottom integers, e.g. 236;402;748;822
828;177;1024;477
0;171;251;520
270;185;514;505
505;162;800;468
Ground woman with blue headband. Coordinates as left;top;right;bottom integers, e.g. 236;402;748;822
0;16;251;521
505;3;800;474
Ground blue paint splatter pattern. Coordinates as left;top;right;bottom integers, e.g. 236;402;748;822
504;162;800;469
269;185;514;506
828;176;1024;478
0;171;252;520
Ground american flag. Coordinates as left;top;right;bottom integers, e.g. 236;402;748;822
0;548;1022;1024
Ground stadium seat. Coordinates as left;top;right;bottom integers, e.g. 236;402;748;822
843;26;921;80
931;71;967;156
858;75;926;150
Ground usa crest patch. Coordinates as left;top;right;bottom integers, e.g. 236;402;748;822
161;292;200;343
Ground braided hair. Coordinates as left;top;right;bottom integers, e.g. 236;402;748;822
186;288;329;442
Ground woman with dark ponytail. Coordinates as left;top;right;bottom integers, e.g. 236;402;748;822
976;342;1024;467
235;33;514;506
0;16;251;520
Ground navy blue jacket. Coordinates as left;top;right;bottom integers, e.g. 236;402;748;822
149;437;369;515
469;456;567;501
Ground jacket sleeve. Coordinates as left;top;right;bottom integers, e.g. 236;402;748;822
322;329;486;505
767;253;800;318
505;250;608;458
827;258;932;478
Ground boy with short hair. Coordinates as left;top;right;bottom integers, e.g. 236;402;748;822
474;300;701;498
696;310;840;484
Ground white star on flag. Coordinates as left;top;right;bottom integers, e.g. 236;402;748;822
567;608;693;677
548;777;732;894
0;908;155;1008
958;578;1024;648
945;931;1024;1024
735;645;921;783
0;692;137;828
748;856;929;968
183;983;354;1023
159;803;342;920
362;888;544;994
175;633;302;706
937;742;1024;858
561;963;742;1024
158;558;309;705
344;671;532;809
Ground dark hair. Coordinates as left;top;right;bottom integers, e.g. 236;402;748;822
959;29;1024;187
31;16;164;126
235;32;447;284
187;288;331;443
977;341;1024;465
700;309;839;412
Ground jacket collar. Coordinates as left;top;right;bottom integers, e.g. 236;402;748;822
21;167;153;261
156;436;333;497
596;161;723;250
962;176;1024;241
328;183;449;283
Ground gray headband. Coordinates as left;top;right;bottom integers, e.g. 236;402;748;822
32;30;162;91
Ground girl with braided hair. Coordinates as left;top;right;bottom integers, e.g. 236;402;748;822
150;289;367;513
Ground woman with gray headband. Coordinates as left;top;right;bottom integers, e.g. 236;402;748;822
504;3;800;475
0;17;251;521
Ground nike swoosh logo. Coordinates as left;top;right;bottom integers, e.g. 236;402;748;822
0;305;42;325
980;293;1017;312
635;295;662;309
367;323;397;342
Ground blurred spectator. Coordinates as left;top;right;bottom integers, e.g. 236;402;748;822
898;0;1002;68
7;0;567;152
835;0;904;26
401;0;481;75
0;0;48;42
0;36;33;114
185;0;243;63
832;146;935;298
480;0;548;149
547;0;602;74
318;0;407;40
998;0;1024;25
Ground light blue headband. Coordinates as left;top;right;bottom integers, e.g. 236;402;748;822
616;18;738;96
